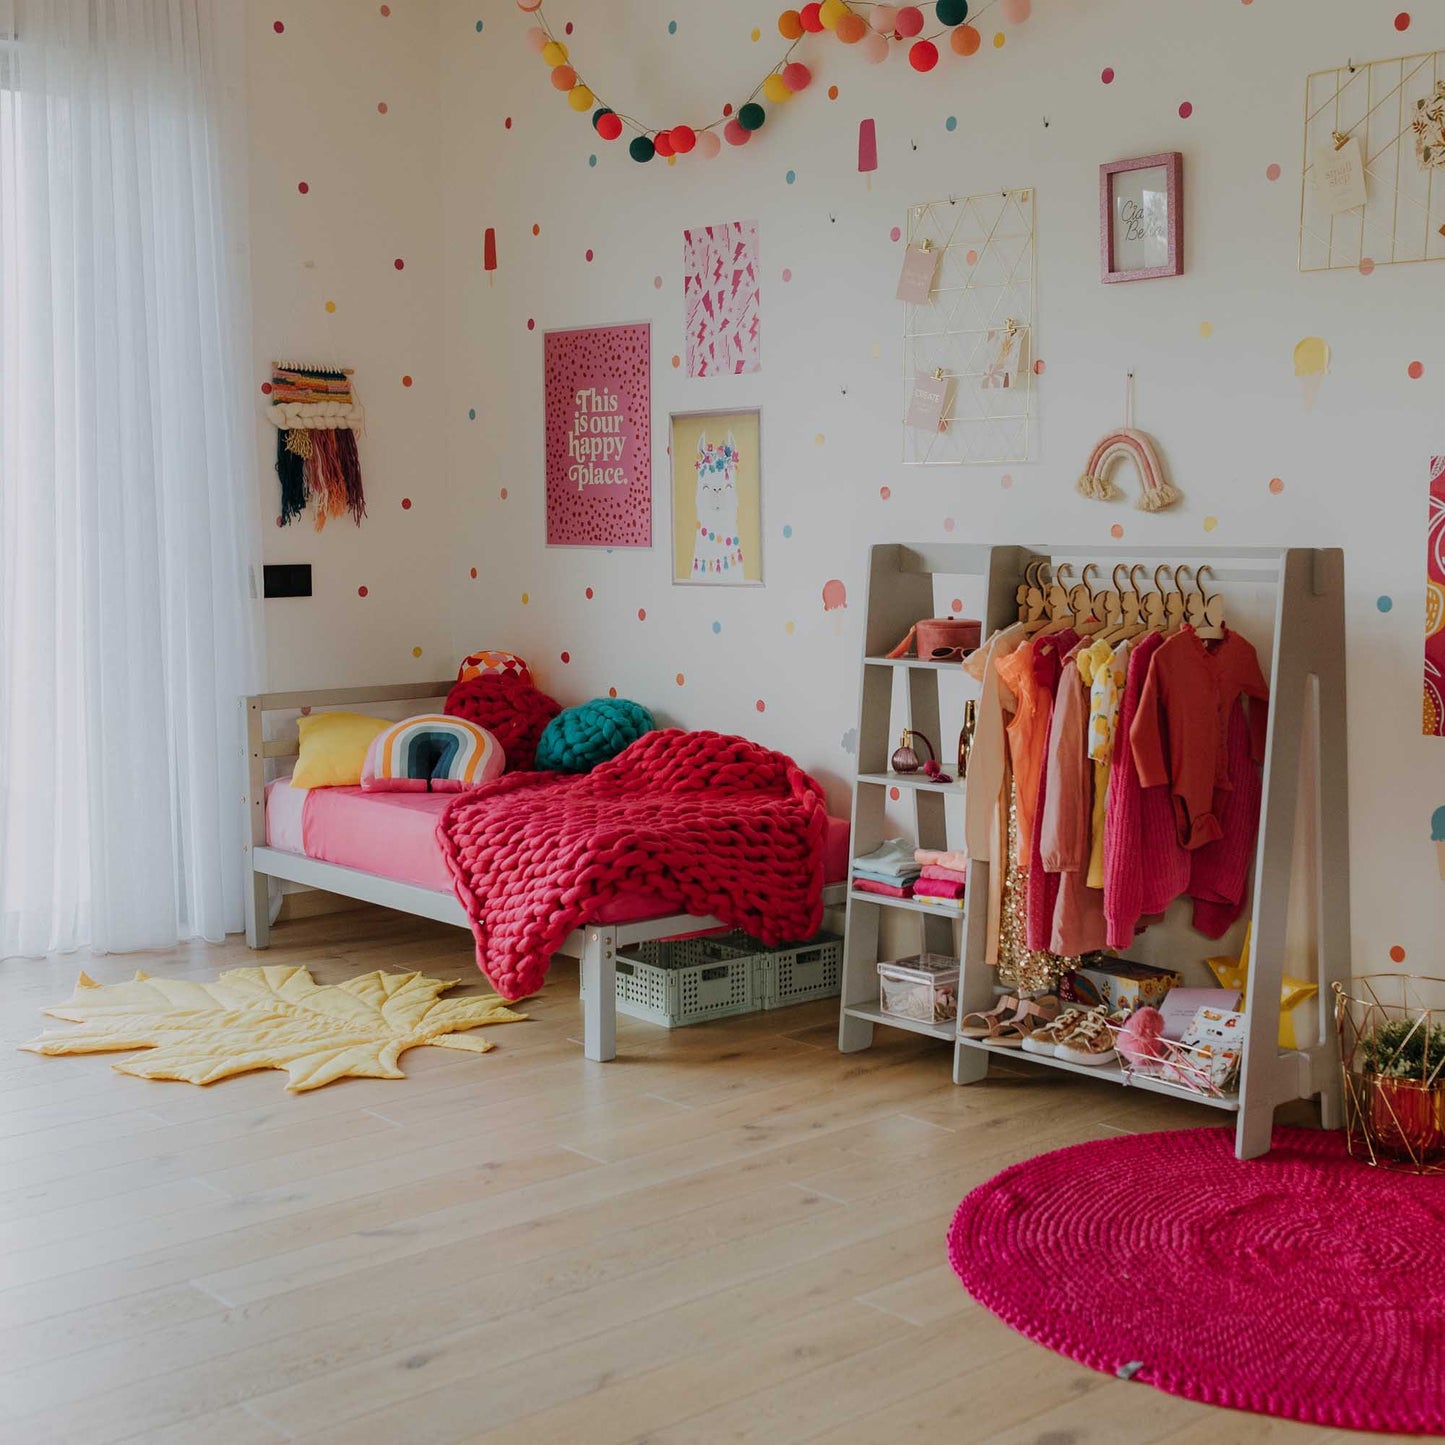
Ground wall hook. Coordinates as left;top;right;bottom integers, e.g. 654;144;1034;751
1043;115;1050;128
910;138;919;152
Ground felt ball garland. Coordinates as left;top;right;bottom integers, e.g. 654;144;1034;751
514;0;1027;166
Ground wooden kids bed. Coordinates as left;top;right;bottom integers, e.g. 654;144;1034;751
243;680;846;1062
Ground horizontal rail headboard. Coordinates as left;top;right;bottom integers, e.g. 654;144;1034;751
244;679;454;763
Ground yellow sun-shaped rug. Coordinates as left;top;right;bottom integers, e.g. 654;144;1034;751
20;965;526;1092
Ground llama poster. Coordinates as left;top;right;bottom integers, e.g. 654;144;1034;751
544;322;651;548
683;221;761;377
670;410;762;586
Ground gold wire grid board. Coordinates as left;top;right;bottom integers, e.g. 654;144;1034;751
902;188;1037;466
1300;48;1445;273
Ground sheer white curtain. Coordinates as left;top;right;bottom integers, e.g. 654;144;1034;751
0;0;262;956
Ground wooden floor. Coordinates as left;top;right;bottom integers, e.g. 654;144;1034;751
0;908;1386;1445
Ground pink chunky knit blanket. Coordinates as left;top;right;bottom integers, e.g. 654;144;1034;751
437;729;827;999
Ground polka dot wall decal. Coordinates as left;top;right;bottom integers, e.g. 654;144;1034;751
401;497;412;510
712;621;722;634
1110;523;1125;539
527;318;535;330
756;699;766;713
470;567;478;579
638;607;646;621
585;249;594;261
1390;944;1407;962
260;381;273;395
1203;515;1218;532
965;249;979;265
564;21;572;33
889;786;900;801
943;516;956;532
668;19;677;33
273;19;284;33
1178;101;1193;119
468;407;476;420
782;524;793;538
380;3;390;14
871;342;882;358
653;275;663;289
786;169;796;184
325;300;336;313
993;32;1004;47
1033;358;1045;375
394;257;405;270
1378;595;1394;612
499;487;509;499
950;597;963;613
522;591;530;604
785;620;796;634
1101;66;1115;84
402;374;413;387
560;651;571;664
782;267;792;282
752;26;761;40
377;102;389;115
671;354;680;368
1200;322;1213;339
1359;257;1376;276
1001;473;1013;488
1396;12;1411;31
608;686;618;698
476;19;484;30
532;223;540;236
357;585;369;597
412;646;423;659
297;181;309;195
828;85;839;100
676;672;686;686
1409;360;1425;379
889;226;902;242
814;433;825;445
946;115;957;131
585;586;594;600
1266;163;1282;181
879;485;891;500
588;154;597;167
505;117;513;129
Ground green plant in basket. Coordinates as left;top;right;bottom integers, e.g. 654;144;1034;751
1360;1017;1445;1082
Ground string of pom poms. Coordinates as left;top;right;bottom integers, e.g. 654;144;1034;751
514;0;1031;163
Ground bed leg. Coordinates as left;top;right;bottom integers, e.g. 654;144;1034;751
245;864;270;950
581;927;617;1062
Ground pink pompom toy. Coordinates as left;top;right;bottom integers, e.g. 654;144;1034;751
1115;1006;1167;1068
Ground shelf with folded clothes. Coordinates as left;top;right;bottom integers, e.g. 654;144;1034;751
850;837;968;911
847;889;965;917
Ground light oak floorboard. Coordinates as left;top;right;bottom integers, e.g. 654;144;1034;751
0;910;1337;1444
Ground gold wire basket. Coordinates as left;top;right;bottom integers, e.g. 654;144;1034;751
1334;974;1445;1175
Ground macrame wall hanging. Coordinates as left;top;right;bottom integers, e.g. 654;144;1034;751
1076;371;1182;512
265;363;367;530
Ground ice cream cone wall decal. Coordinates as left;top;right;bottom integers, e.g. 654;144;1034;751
1294;336;1330;411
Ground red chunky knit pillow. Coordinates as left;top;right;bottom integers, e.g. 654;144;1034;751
444;674;561;772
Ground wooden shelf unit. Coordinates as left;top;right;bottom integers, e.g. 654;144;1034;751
837;543;1351;1161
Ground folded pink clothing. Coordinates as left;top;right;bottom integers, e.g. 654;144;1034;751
915;847;968;871
853;876;914;899
920;864;969;884
912;876;966;901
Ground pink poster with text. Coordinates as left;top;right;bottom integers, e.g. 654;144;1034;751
545;322;651;548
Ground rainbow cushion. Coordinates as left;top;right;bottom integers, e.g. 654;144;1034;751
360;714;505;793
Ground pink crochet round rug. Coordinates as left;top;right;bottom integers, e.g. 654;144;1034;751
948;1126;1445;1433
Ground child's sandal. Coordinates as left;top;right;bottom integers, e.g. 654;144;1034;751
992;996;1061;1049
959;996;1021;1039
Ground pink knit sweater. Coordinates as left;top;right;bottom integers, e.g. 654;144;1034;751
1104;631;1189;950
1189;699;1263;937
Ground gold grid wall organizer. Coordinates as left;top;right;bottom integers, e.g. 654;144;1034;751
1300;48;1445;273
902;188;1037;466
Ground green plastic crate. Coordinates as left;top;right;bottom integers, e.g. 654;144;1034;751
580;933;759;1028
753;932;843;1010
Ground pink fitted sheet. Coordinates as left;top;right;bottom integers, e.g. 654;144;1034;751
265;778;849;925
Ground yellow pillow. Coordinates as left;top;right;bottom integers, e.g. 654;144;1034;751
291;712;389;788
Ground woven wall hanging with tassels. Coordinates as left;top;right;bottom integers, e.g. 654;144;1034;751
265;363;367;530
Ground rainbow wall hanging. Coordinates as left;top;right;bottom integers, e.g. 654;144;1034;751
1076;428;1182;512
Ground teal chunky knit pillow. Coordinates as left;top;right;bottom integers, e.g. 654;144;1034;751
535;698;656;773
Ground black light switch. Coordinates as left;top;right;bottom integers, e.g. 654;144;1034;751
263;564;313;599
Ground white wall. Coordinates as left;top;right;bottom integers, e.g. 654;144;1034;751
251;0;1445;971
247;0;449;690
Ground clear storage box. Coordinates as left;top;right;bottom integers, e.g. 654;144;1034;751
878;954;959;1025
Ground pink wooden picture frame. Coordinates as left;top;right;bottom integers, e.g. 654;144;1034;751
1100;152;1184;283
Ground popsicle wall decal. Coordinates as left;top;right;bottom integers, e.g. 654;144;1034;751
858;118;877;190
484;227;498;286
